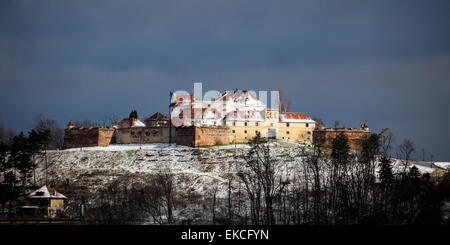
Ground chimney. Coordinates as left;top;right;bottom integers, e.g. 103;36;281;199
68;121;75;129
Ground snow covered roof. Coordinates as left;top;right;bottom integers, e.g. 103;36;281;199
225;110;265;122
116;118;146;128
217;90;266;107
27;185;67;199
434;162;450;170
176;108;222;121
279;112;315;123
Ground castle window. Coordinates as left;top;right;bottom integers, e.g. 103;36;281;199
131;131;135;135
306;123;309;127
270;123;274;127
286;123;290;127
145;131;150;136
255;130;258;134
307;131;311;135
232;122;235;126
244;130;247;134
256;122;259;126
244;122;248;126
232;130;235;133
286;131;290;135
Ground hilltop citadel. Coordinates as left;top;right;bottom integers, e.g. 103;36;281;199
64;89;370;149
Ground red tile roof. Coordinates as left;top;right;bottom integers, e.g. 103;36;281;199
176;94;195;101
146;112;168;121
279;112;314;122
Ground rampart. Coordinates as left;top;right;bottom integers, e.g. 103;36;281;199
63;127;114;149
176;126;231;147
313;128;371;151
115;127;176;144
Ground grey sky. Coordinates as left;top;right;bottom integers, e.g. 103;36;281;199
1;0;449;160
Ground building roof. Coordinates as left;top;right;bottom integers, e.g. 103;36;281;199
217;90;266;107
177;108;222;120
27;185;67;199
225;110;265;122
115;118;146;128
146;112;169;121
279;112;315;123
178;94;195;101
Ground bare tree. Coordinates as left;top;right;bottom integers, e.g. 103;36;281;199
33;114;64;149
380;131;394;157
0;124;16;144
312;117;325;129
240;134;281;225
156;166;175;224
0;124;4;143
334;120;340;129
421;148;425;162
101;113;119;127
211;181;219;224
398;139;415;173
279;91;291;113
73;118;100;127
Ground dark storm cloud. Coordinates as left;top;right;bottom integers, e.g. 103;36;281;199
0;0;449;160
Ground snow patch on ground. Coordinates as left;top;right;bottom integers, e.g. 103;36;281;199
61;143;188;152
434;162;450;169
390;159;435;174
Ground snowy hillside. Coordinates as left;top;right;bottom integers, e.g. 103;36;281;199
33;143;445;224
34;143;442;198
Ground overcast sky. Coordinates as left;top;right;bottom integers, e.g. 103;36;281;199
1;0;449;160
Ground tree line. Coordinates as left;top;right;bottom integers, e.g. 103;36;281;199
0;129;51;216
230;131;450;225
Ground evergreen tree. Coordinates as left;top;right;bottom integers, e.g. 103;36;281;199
361;133;381;164
0;142;12;212
10;132;34;194
28;129;51;188
331;133;350;166
378;156;394;190
249;131;266;145
407;165;422;192
129;110;138;119
28;129;51;153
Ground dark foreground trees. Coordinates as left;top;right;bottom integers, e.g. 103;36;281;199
0;129;51;215
232;131;449;225
12;129;445;225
